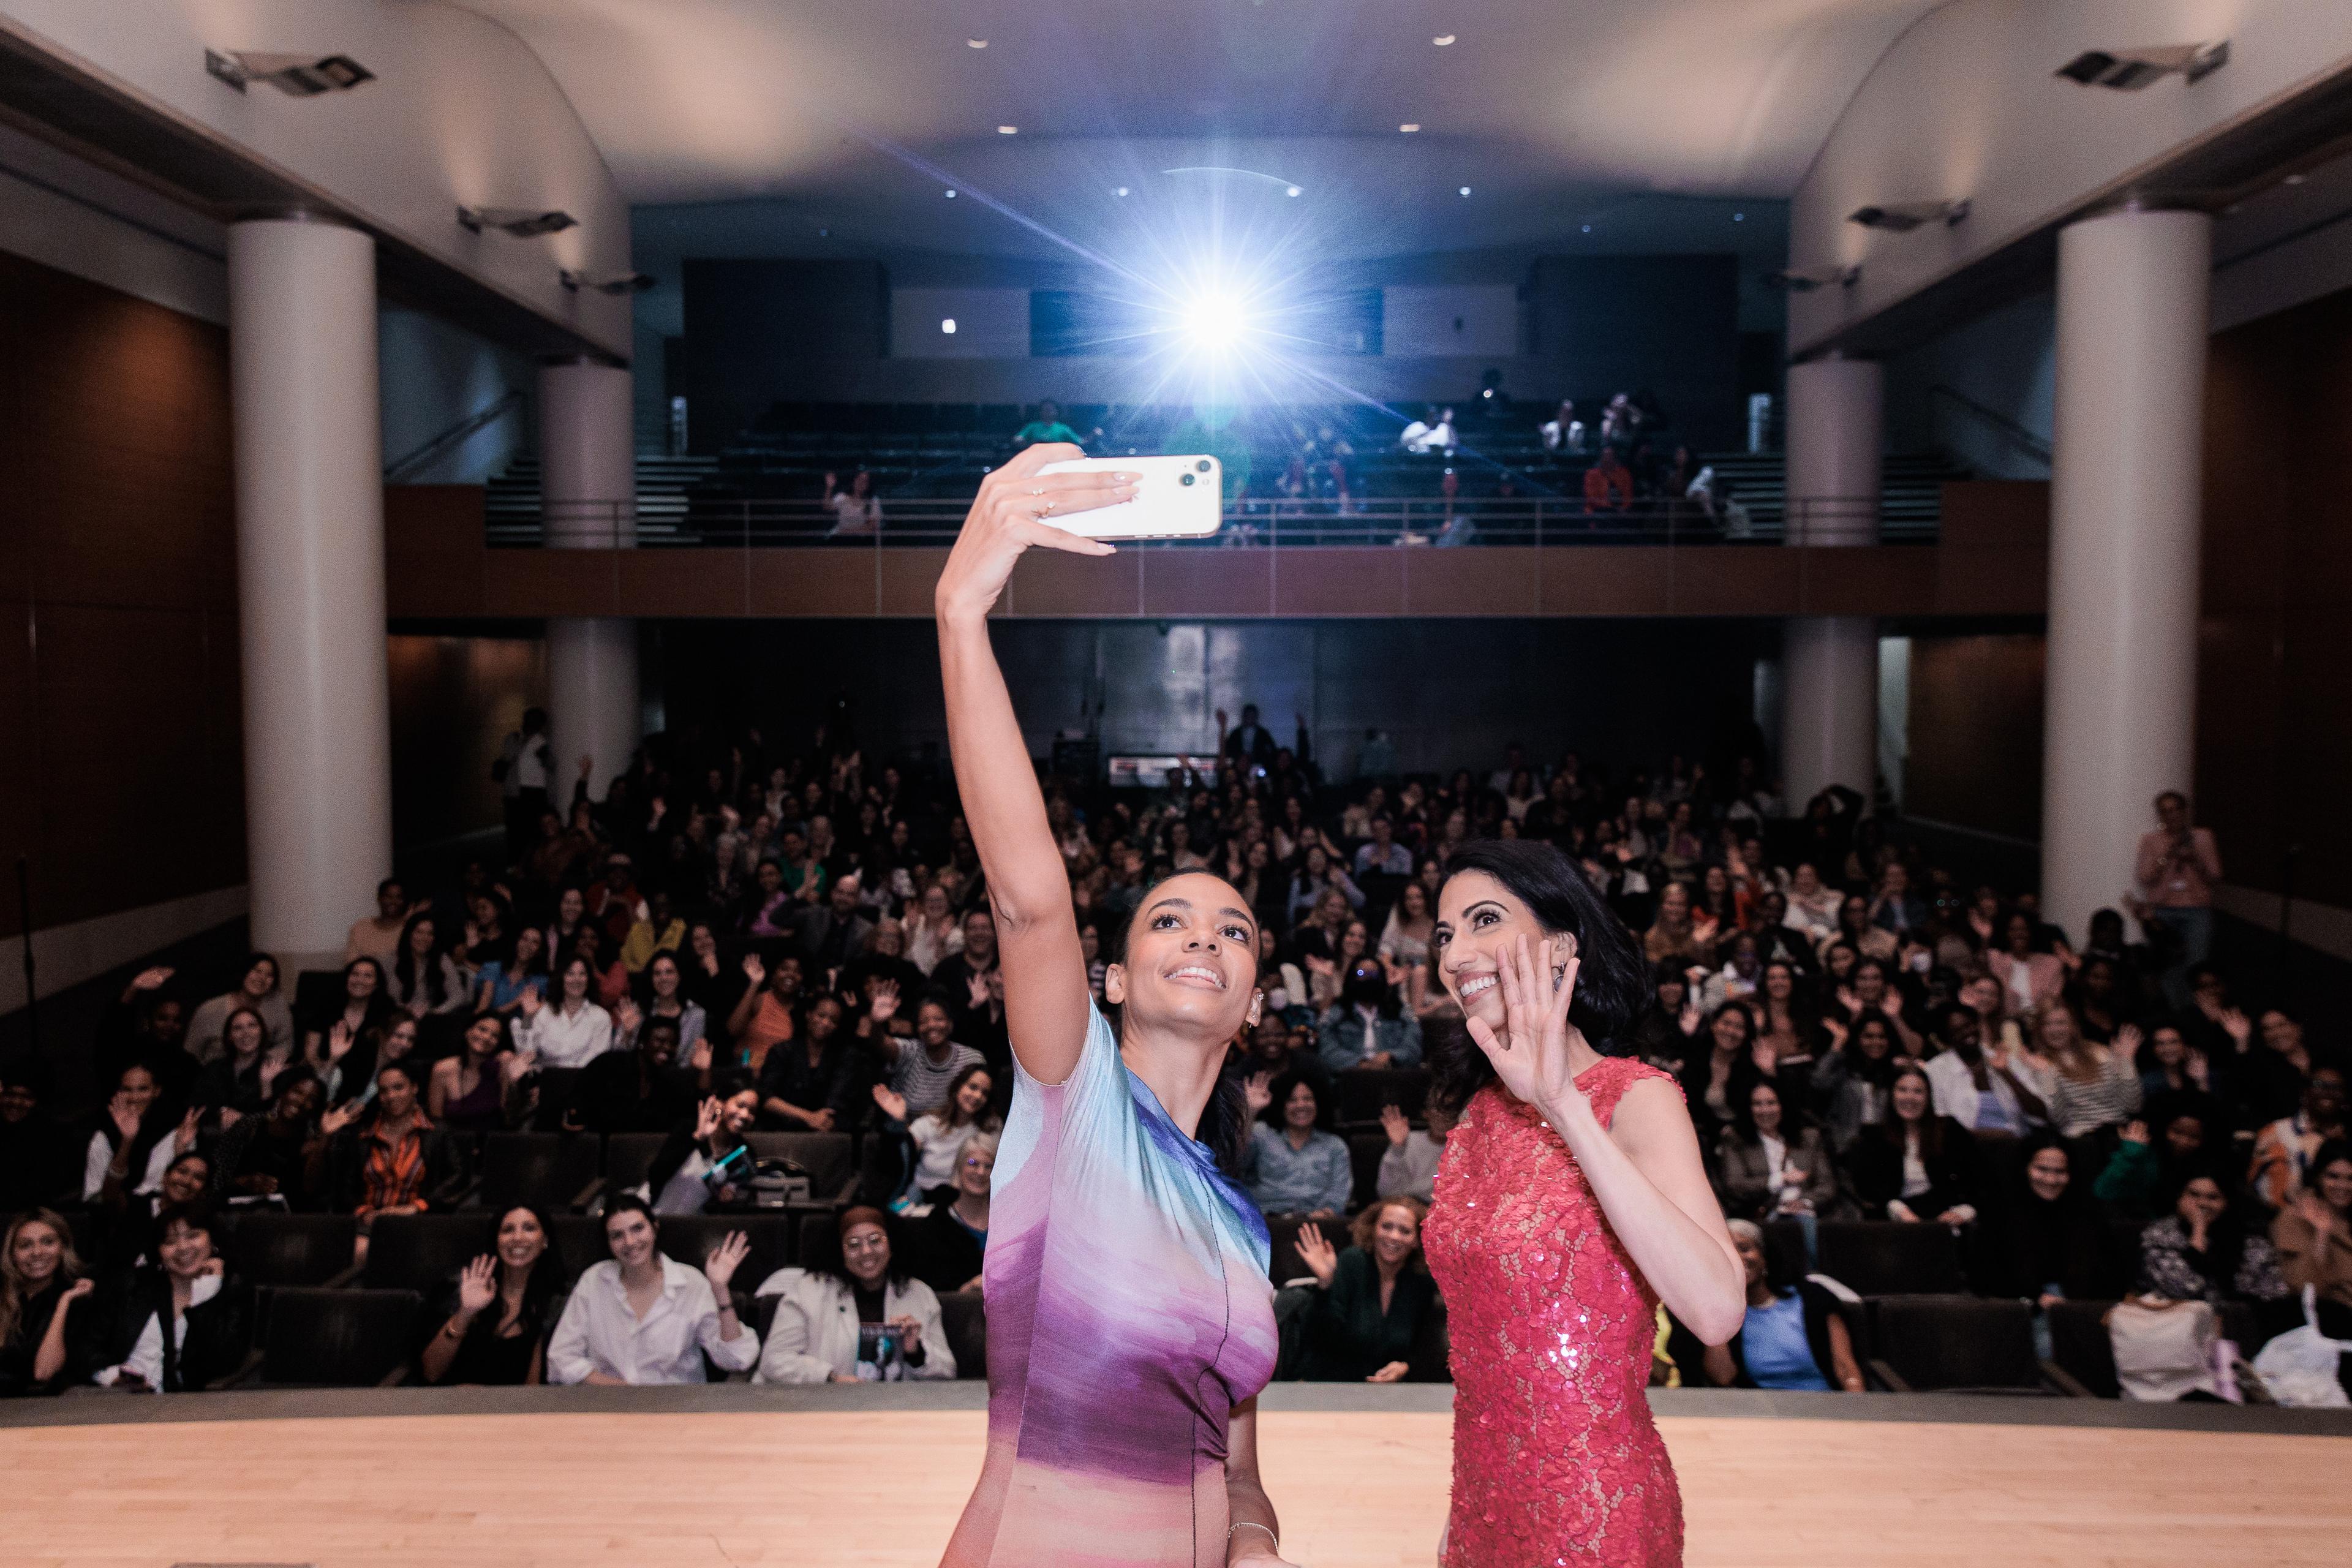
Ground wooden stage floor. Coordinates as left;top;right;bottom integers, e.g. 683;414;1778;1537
7;1389;2351;1567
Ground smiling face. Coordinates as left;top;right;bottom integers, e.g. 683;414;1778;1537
954;1071;993;1120
1432;869;1557;1033
1891;1071;1929;1123
157;1216;214;1281
1732;1227;1767;1286
1104;873;1262;1039
842;1220;891;1286
465;1015;503;1060
496;1207;548;1272
1282;1080;1319;1131
2026;1147;2070;1202
1369;1203;1421;1269
604;1208;657;1271
1748;1083;1782;1135
2177;1176;2226;1230
226;1010;265;1059
2317;1156;2352;1216
956;1140;996;1199
8;1218;62;1284
160;1153;210;1205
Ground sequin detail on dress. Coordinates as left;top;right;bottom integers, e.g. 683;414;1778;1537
1422;1057;1685;1567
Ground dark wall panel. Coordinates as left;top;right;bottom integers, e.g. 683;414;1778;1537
387;635;547;851
1906;634;2045;842
2198;285;2352;906
0;249;244;938
1526;255;1743;450
682;258;889;454
657;618;1771;780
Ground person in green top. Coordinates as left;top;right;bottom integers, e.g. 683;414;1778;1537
1011;401;1083;448
2094;1103;2213;1219
1292;1196;1441;1382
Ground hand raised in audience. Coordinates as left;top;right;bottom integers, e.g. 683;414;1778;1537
107;1091;143;1144
1366;1360;1410;1384
1379;1104;1412;1148
694;1095;726;1143
869;980;901;1025
129;965;175;993
2219;1008;2252;1050
965;972;991;1012
1243;1072;1274;1119
702;1231;751;1295
1294;1223;1340;1287
173;1106;200;1155
1678;998;1703;1036
1820;1016;1849;1053
2185;1047;2211;1090
614;998;643;1038
326;1019;358;1060
741;953;766;988
872;1084;910;1124
2118;1118;2149;1148
456;1254;497;1318
516;986;543;1022
320;1099;363;1136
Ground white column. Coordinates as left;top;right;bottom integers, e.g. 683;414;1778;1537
228;218;394;963
1780;356;1882;807
2041;209;2209;941
539;360;639;794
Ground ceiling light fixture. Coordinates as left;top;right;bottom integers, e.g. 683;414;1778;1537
967;39;987;49
1765;265;1863;292
1459;186;1471;197
559;269;655;295
1433;35;1456;47
998;125;1017;135
1581;224;1592;233
941;318;957;334
944;189;957;198
205;50;374;95
1400;123;1420;134
1115;186;1130;197
1847;199;1970;232
1733;211;1746;222
2055;40;2228;90
457;206;578;237
1286;185;1302;197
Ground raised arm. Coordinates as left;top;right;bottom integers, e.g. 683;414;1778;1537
935;445;1133;1085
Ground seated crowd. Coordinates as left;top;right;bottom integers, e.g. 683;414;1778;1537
2;716;2345;1400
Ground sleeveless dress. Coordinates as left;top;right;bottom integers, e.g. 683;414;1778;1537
1422;1057;1685;1567
943;1000;1278;1568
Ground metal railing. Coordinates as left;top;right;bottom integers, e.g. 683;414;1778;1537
496;495;1920;550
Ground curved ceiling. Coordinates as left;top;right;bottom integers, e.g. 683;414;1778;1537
461;0;1940;257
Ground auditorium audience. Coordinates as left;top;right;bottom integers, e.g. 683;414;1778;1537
546;1195;755;1384
0;1210;96;1397
91;1205;249;1393
7;714;2345;1401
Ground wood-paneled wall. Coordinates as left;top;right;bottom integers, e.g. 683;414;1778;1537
0;250;244;939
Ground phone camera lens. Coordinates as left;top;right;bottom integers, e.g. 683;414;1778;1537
1179;472;1196;486
1196;459;1212;473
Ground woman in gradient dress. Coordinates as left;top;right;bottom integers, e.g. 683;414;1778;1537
1423;840;1746;1567
935;443;1296;1568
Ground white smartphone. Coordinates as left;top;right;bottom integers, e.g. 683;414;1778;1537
1035;454;1223;540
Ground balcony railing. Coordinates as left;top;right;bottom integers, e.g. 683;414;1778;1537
505;496;1905;550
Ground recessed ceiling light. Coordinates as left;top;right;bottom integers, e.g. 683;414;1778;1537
1400;123;1420;133
1433;35;1456;47
944;189;957;198
1115;186;1130;197
2285;173;2307;185
967;39;987;49
1581;224;1592;233
998;125;1017;135
941;318;957;334
1458;186;1472;197
1286;185;1302;197
817;228;830;238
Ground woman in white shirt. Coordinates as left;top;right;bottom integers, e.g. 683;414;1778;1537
513;956;616;1070
92;1207;247;1393
888;1064;998;1200
903;884;963;976
829;469;883;536
546;1195;756;1385
83;1062;194;1203
753;1207;955;1384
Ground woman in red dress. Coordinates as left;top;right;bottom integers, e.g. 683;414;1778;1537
1422;840;1746;1567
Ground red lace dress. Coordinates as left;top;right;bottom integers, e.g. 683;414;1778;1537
1422;1057;1684;1567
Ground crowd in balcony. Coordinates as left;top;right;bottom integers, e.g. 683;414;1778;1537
2;707;2345;1401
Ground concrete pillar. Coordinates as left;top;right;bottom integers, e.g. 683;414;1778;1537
227;218;394;963
2041;209;2209;941
538;360;639;795
1781;356;1882;807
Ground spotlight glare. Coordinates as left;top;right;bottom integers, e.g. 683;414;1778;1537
1433;35;1456;47
1286;186;1302;197
944;189;957;198
1116;186;1130;196
1180;293;1251;355
967;38;987;48
1400;123;1420;133
998;125;1017;135
1459;186;1471;197
941;318;957;334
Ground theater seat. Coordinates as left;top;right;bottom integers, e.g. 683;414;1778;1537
1347;1133;1391;1209
603;1131;672;1196
224;1287;421;1388
2045;1298;2120;1398
744;1131;858;1204
659;1212;796;1291
939;1289;987;1379
363;1212;497;1293
1811;1221;1966;1295
1333;1068;1428;1126
1867;1295;2050;1394
226;1212;360;1288
475;1132;604;1213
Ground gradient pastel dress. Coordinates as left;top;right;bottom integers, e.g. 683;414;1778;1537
942;1000;1278;1568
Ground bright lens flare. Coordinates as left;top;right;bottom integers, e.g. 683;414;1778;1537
1180;293;1251;354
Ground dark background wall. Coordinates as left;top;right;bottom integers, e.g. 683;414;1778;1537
1525;255;1743;451
657;617;1774;779
387;633;546;850
0;249;244;937
1905;633;2045;842
2199;285;2352;908
683;258;890;454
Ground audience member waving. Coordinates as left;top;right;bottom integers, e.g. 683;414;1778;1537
932;444;1294;1568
